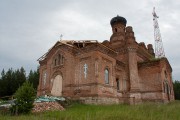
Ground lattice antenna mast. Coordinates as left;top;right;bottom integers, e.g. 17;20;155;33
152;7;165;58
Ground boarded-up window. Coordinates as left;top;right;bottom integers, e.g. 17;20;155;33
105;68;109;84
42;70;47;88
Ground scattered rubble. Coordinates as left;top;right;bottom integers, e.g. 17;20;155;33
32;96;65;113
0;96;66;113
32;101;64;113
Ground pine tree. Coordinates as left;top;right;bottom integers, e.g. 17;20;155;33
173;80;180;100
0;67;26;98
10;81;36;115
28;67;39;90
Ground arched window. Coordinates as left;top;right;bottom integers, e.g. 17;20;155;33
124;79;126;90
83;63;88;79
166;83;169;94
163;82;166;93
58;54;61;65
169;86;171;94
164;70;168;78
116;79;120;91
105;68;109;84
42;70;47;88
53;53;64;67
54;59;57;66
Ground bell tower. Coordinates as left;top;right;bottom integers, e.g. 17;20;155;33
110;15;127;48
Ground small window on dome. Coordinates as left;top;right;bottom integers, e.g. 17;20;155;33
115;28;117;32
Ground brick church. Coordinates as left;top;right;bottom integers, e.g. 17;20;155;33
37;16;174;104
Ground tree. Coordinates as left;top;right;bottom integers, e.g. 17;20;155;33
0;67;39;98
1;69;5;77
173;80;180;100
0;69;6;97
0;67;26;98
28;67;39;90
10;81;36;115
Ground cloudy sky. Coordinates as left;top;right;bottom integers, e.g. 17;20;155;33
0;0;179;80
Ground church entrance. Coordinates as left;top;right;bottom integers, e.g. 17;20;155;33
51;75;63;96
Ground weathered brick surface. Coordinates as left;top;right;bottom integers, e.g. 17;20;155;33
37;16;174;104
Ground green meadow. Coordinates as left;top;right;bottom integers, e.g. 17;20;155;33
0;101;180;120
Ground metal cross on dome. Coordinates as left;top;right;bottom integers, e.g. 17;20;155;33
60;34;63;41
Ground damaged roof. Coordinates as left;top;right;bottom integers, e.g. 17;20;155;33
37;40;99;61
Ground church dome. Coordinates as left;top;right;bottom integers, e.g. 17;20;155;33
110;15;127;26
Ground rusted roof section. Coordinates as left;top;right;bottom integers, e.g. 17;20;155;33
37;40;102;61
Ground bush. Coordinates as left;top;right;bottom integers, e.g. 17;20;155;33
10;81;36;115
173;80;180;100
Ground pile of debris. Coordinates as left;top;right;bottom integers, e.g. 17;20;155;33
32;96;65;113
32;101;64;113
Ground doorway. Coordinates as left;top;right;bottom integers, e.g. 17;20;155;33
51;75;63;96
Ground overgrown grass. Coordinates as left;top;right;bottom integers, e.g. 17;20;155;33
1;101;180;120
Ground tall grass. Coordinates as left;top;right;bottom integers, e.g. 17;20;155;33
1;101;180;120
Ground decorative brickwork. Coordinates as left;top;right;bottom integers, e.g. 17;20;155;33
37;16;174;104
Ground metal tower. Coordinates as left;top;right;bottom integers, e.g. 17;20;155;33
152;7;165;58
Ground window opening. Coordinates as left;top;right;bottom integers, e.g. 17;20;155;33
116;79;120;90
55;59;57;66
105;68;109;84
115;28;118;32
58;54;61;65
